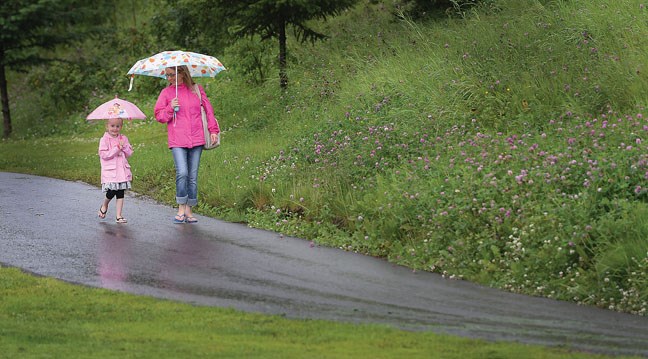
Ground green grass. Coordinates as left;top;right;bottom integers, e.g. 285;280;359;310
0;266;624;359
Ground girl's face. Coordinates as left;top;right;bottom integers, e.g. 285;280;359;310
106;118;123;137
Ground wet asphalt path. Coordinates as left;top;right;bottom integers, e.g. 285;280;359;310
0;172;647;356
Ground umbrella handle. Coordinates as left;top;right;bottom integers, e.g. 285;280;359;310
174;65;179;113
128;75;134;92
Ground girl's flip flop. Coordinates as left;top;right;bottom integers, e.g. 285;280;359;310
98;206;107;219
116;217;128;224
186;216;198;223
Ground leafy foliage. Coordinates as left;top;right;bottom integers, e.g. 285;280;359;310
0;0;109;68
0;0;118;137
213;0;359;88
2;0;162;138
150;0;230;54
395;0;498;18
224;36;275;84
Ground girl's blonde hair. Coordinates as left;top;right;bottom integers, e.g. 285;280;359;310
107;117;124;126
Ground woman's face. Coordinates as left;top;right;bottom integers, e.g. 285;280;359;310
165;68;177;85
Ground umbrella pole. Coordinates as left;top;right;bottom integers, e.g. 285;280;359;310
173;65;178;123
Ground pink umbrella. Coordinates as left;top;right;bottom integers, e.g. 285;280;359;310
86;96;147;121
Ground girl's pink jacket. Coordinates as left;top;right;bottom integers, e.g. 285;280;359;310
154;83;220;149
99;132;133;184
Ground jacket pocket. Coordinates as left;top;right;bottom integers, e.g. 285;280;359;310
102;163;117;178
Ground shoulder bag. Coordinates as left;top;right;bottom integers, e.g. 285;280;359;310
196;84;220;150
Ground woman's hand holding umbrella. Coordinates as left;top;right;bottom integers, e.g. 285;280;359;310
170;97;180;112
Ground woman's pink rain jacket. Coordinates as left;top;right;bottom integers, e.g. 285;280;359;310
154;83;220;149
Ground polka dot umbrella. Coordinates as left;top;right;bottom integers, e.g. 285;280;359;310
126;50;226;94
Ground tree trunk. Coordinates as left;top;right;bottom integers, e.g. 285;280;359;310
0;62;11;139
278;19;288;90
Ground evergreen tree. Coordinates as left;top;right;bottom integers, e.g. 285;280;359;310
215;0;358;89
150;0;230;56
0;0;108;138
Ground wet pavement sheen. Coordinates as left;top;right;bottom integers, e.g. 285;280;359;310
0;172;647;356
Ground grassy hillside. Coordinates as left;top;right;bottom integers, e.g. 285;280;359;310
1;0;647;316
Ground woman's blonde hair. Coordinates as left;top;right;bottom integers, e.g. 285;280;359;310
176;65;195;89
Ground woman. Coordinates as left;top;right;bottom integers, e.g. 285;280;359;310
154;65;220;223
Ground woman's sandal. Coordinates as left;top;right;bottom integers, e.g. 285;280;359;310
186;216;198;223
173;214;186;224
116;217;128;224
98;205;107;219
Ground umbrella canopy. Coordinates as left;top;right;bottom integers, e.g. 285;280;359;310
127;50;226;91
86;96;147;121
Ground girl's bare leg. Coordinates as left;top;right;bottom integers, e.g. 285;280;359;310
115;198;127;223
98;198;111;219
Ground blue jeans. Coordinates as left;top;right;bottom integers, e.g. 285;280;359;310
171;146;203;206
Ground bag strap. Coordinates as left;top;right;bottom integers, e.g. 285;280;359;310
194;84;203;106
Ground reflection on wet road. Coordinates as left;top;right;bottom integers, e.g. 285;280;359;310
1;172;647;356
98;223;132;290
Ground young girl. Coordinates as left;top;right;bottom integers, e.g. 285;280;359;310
97;117;133;223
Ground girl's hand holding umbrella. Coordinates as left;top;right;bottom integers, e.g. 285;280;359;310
171;97;179;112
